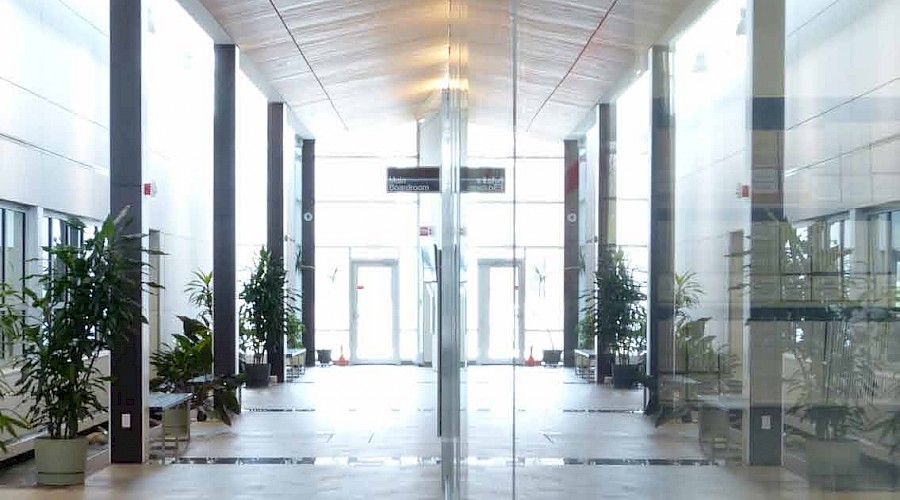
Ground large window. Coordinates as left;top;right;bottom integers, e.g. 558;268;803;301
869;210;900;309
0;208;26;358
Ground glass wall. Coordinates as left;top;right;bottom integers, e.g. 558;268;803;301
315;155;420;362
462;154;565;362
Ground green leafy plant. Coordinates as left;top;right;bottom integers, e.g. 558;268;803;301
585;245;646;365
185;270;213;325
150;316;241;425
775;219;876;442
0;209;144;440
674;271;704;330
0;286;29;451
240;247;296;365
576;312;595;350
286;314;305;350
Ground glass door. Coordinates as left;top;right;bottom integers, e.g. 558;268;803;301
478;261;524;364
350;261;400;363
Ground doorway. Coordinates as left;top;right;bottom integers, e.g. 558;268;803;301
350;260;400;364
476;260;525;364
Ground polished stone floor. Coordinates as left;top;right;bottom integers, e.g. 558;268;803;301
0;366;897;499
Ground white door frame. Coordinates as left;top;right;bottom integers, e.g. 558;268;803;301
349;259;400;364
477;259;525;364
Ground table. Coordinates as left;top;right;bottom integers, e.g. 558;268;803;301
149;392;192;462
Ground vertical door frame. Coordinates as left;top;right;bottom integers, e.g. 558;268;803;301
349;259;400;364
476;259;525;364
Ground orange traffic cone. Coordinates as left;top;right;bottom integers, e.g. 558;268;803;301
336;345;349;366
525;346;536;367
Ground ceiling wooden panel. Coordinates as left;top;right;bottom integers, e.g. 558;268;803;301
198;0;691;139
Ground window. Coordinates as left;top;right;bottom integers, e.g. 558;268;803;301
1;208;26;358
868;210;900;308
781;217;848;304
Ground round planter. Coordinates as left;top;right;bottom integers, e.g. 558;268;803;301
245;363;271;388
34;436;88;486
317;349;333;366
542;350;562;366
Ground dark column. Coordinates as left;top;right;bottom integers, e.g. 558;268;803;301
745;0;786;466
597;103;614;248
109;0;146;463
647;45;675;412
213;44;238;376
267;103;285;382
563;139;580;367
300;139;316;366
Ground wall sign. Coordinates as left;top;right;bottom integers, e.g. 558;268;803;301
387;167;440;192
461;167;505;193
386;167;506;193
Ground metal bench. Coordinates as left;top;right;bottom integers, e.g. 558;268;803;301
574;349;596;383
149;392;192;462
286;347;307;381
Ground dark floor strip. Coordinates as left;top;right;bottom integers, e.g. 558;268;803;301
244;407;641;414
173;457;718;467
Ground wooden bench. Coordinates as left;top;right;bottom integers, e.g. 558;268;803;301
149;392;192;462
574;349;597;383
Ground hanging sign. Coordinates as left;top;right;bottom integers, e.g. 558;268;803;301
386;167;440;193
386;167;506;193
461;167;505;193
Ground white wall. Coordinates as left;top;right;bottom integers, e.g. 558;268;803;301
783;0;900;220
0;0;110;220
673;0;751;347
143;0;216;347
0;0;224;457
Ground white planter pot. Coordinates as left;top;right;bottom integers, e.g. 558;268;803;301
163;406;191;441
34;436;88;486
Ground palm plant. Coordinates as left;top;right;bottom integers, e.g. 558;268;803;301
185;270;213;326
586;245;646;364
240;247;298;383
4;209;142;440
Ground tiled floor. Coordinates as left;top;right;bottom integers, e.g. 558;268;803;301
0;366;897;498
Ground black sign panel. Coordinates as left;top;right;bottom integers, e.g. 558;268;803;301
461;167;505;193
386;167;439;193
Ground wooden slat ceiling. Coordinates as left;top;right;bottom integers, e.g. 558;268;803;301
197;0;691;139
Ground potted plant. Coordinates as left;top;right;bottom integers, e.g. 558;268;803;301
150;316;242;428
785;307;876;483
612;307;647;389
777;219;876;484
542;330;562;366
0;209;143;485
585;245;646;389
239;318;268;387
240;247;294;387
